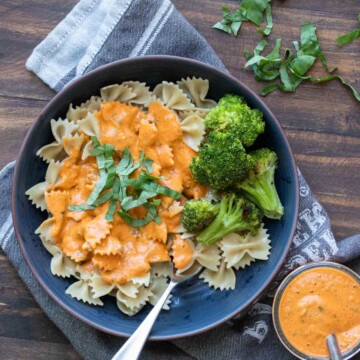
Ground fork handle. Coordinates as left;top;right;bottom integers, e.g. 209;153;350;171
111;280;178;360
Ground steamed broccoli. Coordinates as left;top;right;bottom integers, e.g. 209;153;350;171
237;148;284;220
196;194;262;245
190;131;253;190
205;94;265;147
182;199;220;233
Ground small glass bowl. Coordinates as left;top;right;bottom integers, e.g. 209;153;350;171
272;261;360;360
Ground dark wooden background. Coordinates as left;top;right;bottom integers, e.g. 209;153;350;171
0;0;359;359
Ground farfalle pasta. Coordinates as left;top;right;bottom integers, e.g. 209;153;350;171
27;79;274;316
37;119;79;162
177;77;217;110
199;259;236;291
180;114;205;152
220;224;271;270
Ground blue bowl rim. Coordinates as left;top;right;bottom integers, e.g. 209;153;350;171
12;55;299;340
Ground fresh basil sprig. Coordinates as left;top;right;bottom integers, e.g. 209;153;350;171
244;23;360;102
213;0;272;37
68;138;182;227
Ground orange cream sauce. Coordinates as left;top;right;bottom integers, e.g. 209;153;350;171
45;100;206;284
279;267;360;357
172;236;194;270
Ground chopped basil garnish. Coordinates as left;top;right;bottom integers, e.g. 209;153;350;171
68;204;95;211
213;0;272;37
68;138;182;227
213;7;246;36
105;178;120;222
244;23;360;102
257;4;272;36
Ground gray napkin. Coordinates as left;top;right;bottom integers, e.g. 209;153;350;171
1;0;359;359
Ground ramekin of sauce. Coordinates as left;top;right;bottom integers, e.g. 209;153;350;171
273;262;360;360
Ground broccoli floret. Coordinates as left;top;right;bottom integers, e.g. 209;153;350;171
237;148;284;220
190;131;253;190
197;194;262;245
182;199;220;233
218;94;246;108
205;94;265;147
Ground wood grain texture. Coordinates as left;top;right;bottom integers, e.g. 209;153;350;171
0;0;359;359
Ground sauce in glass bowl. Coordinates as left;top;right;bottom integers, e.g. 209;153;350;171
273;262;360;360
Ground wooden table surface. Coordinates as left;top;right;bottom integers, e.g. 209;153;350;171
0;0;359;359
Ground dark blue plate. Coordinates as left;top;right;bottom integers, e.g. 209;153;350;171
12;56;299;340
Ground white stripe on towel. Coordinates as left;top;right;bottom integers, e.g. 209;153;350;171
2;228;14;250
0;213;13;247
140;4;174;56
129;0;173;57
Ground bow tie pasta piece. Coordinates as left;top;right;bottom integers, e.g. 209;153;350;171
50;118;79;143
180;113;205;152
40;236;60;256
26;160;61;211
117;299;145;317
93;235;124;256
177;77;217;110
178;109;209;121
77;113;100;138
148;276;172;310
81;96;103;112
35;217;57;243
59;221;90;263
117;281;141;299
67;96;103;122
153;81;195;111
74;263;95;281
150;261;173;278
199;259;236;291
122;81;153;106
156;144;175;169
65;279;103;306
51;252;77;278
77;113;101;159
100;83;136;102
131;272;151;287
90;275;115;299
232;253;255;270
220;224;271;269
37;119;79;163
45;159;62;184
176;260;203;279
63;133;85;155
194;243;221;271
83;215;113;251
81;140;95;160
116;286;153;312
67;105;88;122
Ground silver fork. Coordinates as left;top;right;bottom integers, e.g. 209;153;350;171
111;263;203;360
